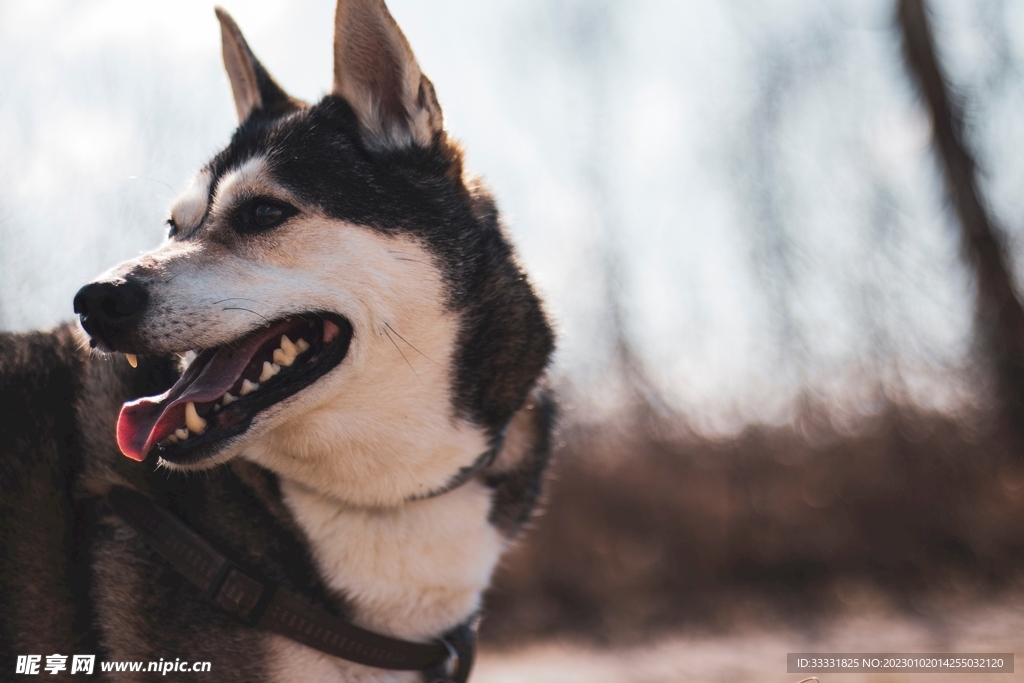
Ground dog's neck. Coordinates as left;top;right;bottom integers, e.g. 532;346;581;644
235;423;517;682
276;471;503;643
235;407;502;641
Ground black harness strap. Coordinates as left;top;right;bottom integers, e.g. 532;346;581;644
105;487;476;682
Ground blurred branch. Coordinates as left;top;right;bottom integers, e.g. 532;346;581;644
565;0;669;413
739;21;840;405
746;53;807;395
898;0;1024;451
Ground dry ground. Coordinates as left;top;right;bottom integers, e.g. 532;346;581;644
475;590;1024;682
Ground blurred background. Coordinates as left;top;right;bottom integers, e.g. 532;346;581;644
2;0;1024;679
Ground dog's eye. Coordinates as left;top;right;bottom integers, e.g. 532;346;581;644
254;204;282;225
237;199;295;232
166;218;179;238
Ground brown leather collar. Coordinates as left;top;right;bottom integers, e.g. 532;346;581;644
105;486;476;683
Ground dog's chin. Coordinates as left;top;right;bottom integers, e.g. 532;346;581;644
115;312;353;467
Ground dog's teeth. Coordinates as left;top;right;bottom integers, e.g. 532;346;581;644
295;338;311;353
259;361;281;383
184;402;207;434
240;379;259;396
281;335;299;356
275;336;298;366
175;428;189;441
221;393;237;406
213;404;221;412
166;434;179;444
125;354;138;369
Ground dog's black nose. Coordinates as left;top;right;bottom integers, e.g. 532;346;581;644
74;280;148;346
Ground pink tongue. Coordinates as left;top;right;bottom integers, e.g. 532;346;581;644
116;322;290;461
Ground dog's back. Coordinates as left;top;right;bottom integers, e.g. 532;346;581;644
0;328;91;662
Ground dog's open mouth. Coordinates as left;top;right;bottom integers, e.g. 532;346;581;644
116;313;353;464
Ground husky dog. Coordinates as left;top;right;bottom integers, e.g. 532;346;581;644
0;1;554;680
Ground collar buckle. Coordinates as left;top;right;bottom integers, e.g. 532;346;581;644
423;637;459;683
204;558;277;628
423;620;477;683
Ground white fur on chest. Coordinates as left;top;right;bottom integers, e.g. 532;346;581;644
266;478;504;682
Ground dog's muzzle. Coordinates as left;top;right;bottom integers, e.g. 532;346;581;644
73;279;148;349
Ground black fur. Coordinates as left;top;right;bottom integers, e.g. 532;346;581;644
485;389;557;536
0;329;92;668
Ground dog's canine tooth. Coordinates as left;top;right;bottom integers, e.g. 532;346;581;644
240;379;259;396
295;338;311;353
125;353;138;368
259;361;281;383
184;402;207;434
221;393;237;406
175;428;189;441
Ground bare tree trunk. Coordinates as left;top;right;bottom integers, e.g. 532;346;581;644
898;0;1024;450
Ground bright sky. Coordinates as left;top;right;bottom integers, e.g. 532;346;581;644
0;0;1020;430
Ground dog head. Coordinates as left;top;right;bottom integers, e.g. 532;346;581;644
73;0;553;506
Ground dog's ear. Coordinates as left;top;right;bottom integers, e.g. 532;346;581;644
332;0;443;150
215;7;301;123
